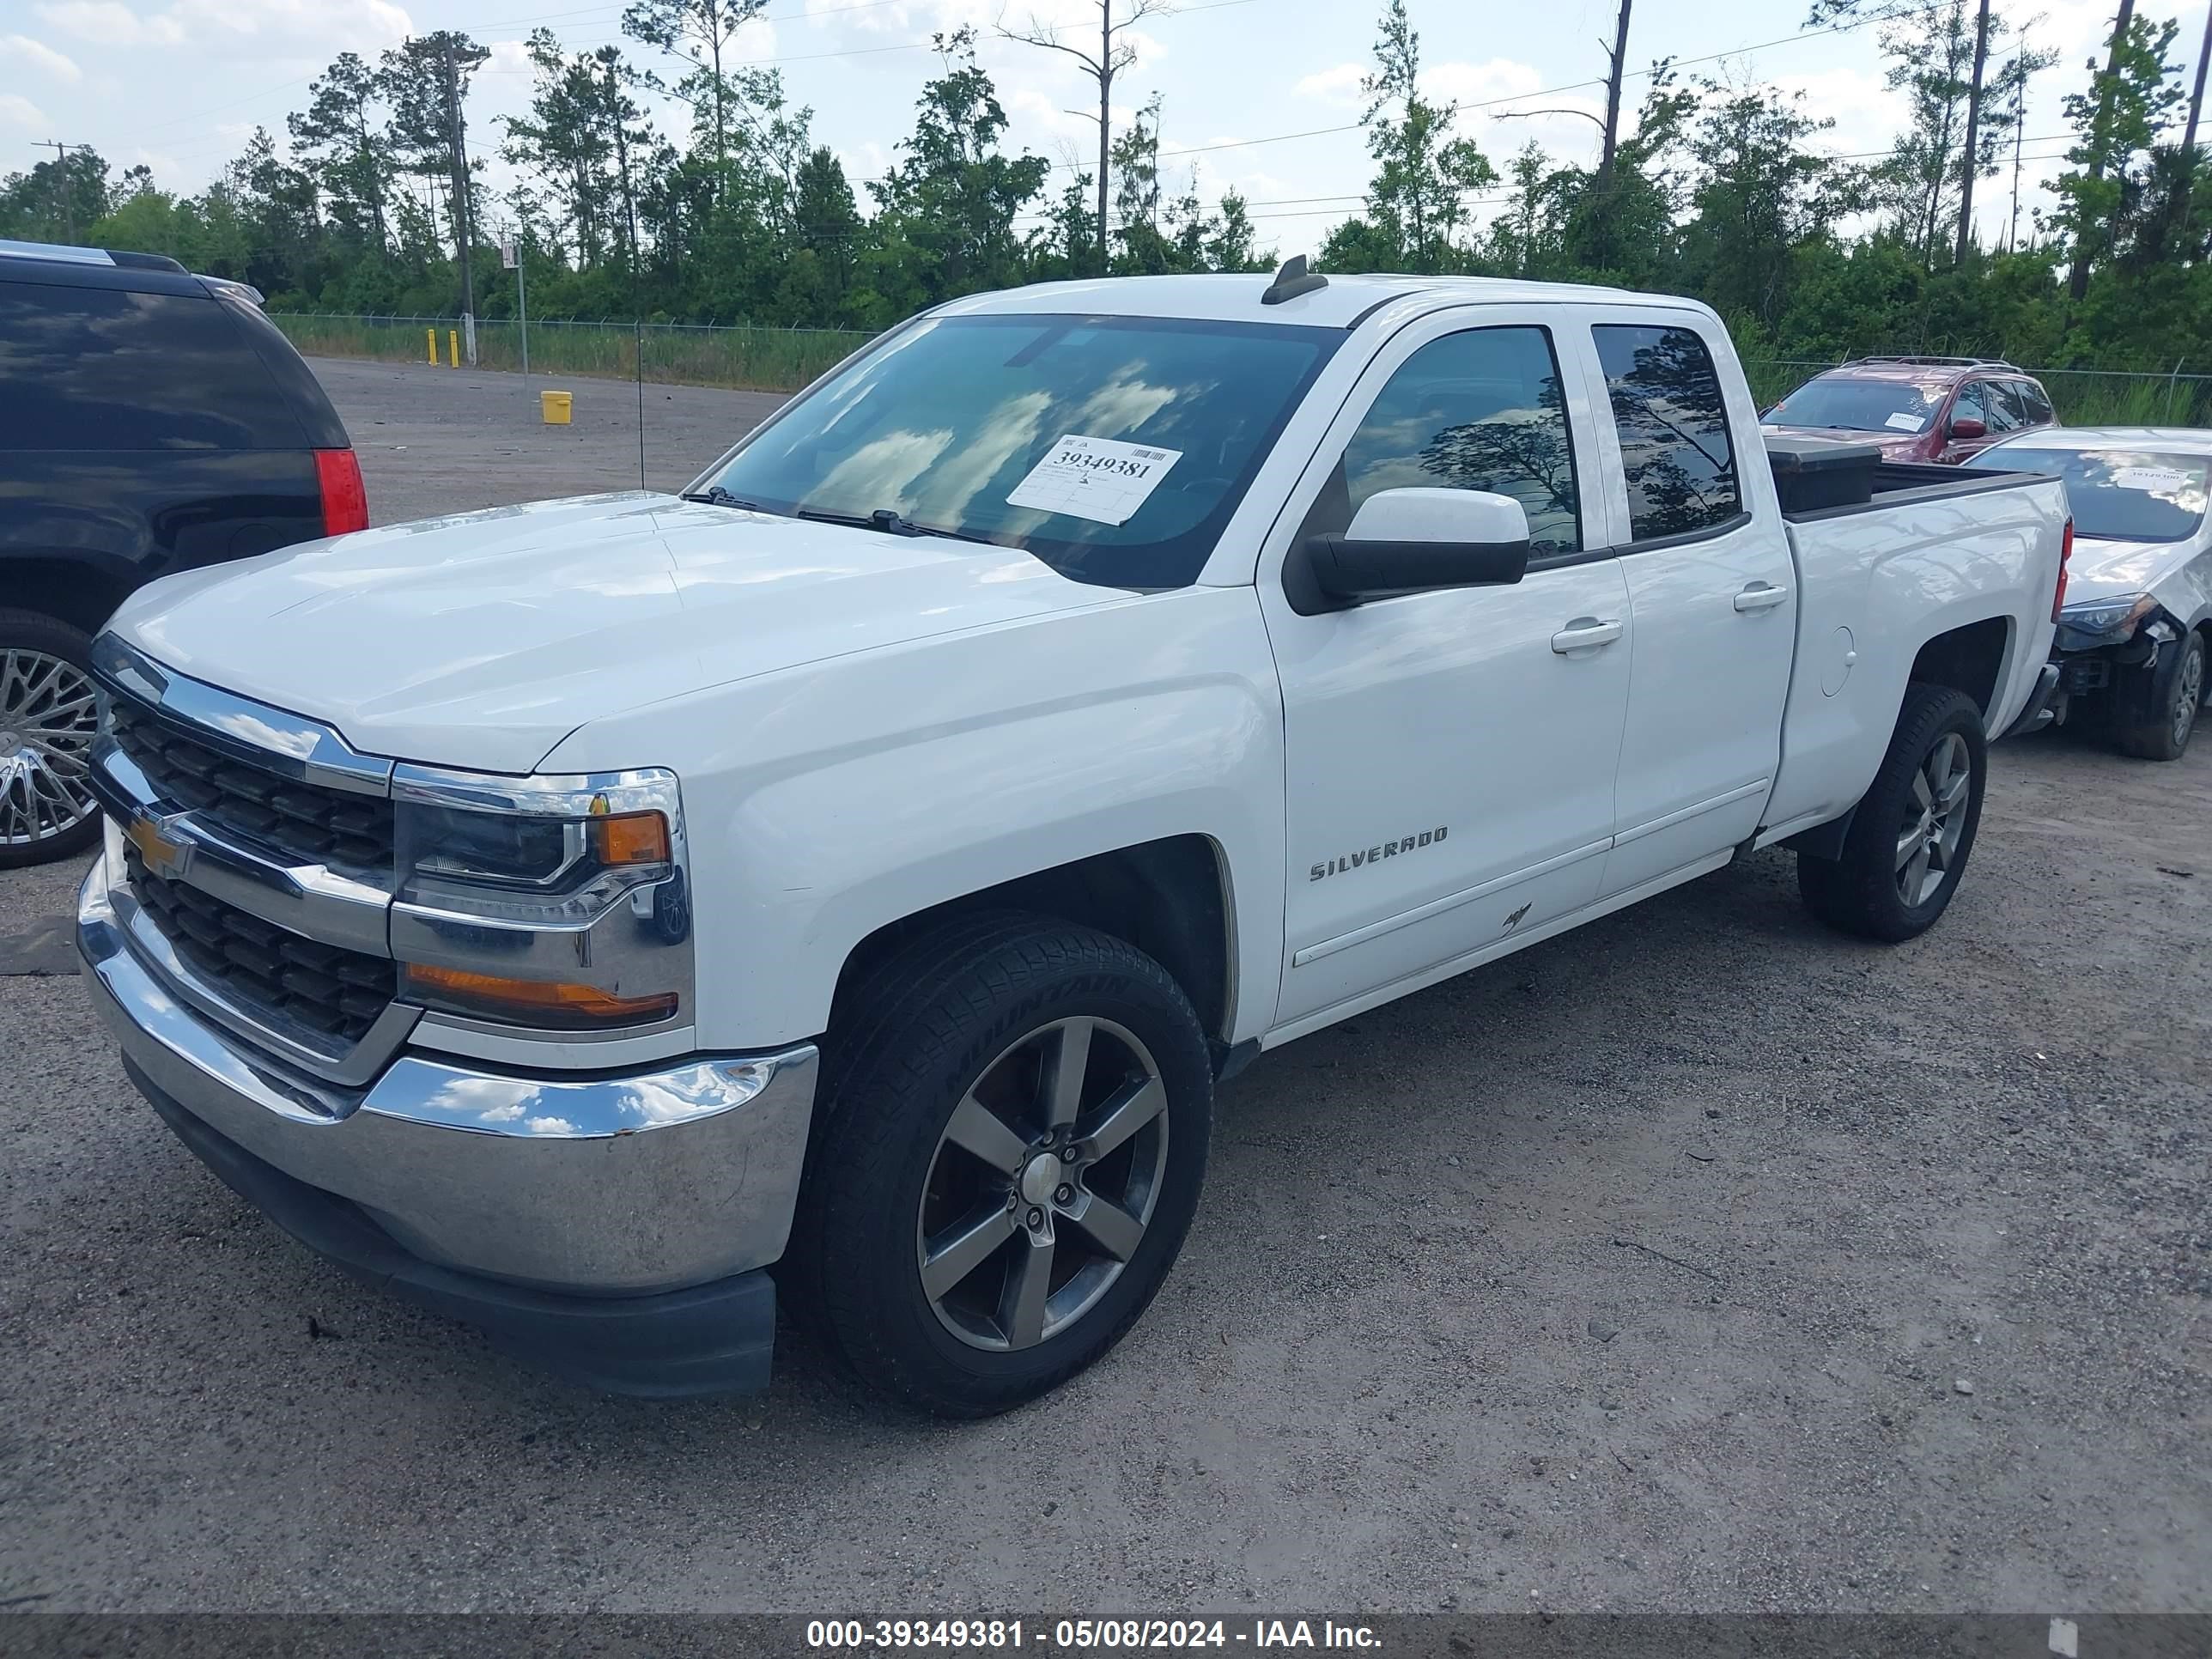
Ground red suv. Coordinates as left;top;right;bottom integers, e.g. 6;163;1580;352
1761;356;2060;465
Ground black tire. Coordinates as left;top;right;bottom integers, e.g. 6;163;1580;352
2114;629;2204;762
1797;682;1988;943
781;911;1214;1418
0;608;104;870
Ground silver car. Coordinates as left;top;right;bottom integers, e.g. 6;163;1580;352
1981;426;2211;760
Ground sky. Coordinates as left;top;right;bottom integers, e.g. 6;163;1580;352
3;0;2208;255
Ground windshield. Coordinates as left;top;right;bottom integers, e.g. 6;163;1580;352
1764;377;1946;436
696;313;1341;588
1991;448;2209;542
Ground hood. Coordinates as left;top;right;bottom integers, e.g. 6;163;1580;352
110;493;1129;775
1761;422;1933;462
2062;534;2197;607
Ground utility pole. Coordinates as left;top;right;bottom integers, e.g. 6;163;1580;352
1953;0;1992;265
40;141;80;244
2069;0;2137;301
443;38;477;362
1598;0;1632;185
1000;0;1168;276
2172;2;2211;250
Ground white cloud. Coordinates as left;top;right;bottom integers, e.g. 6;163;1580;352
2;33;82;84
733;14;776;58
33;0;408;53
1773;66;1911;162
33;2;185;46
0;92;48;127
1295;61;1365;110
1426;58;1545;111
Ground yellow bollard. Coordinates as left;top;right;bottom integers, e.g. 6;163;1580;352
426;327;437;366
447;329;459;368
540;389;572;426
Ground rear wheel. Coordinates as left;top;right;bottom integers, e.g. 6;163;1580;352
783;913;1214;1418
1798;683;1988;943
2114;629;2204;762
0;610;103;870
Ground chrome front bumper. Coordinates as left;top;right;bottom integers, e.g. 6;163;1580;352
79;847;818;1297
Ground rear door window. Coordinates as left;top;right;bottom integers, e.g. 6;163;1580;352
0;280;305;451
1983;382;2026;432
1592;324;1742;541
2014;381;2055;425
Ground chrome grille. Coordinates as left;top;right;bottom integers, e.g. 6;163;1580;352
125;847;397;1044
109;696;393;872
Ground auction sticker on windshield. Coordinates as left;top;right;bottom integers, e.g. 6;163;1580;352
1885;412;1925;432
2111;466;2195;491
1008;434;1183;526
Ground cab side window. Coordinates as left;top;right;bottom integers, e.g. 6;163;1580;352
1983;382;2025;432
1301;325;1583;556
1952;382;1991;429
1592;325;1741;542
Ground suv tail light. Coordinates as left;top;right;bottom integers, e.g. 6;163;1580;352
2052;517;2073;621
313;447;368;537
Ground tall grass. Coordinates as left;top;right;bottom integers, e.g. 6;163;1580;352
271;313;874;393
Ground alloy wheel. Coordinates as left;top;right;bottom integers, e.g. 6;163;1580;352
0;648;101;850
915;1016;1170;1352
2172;641;2203;749
1894;730;1971;908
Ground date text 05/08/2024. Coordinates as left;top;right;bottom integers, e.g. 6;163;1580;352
805;1620;1382;1649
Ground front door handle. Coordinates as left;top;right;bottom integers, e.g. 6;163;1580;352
1735;582;1790;612
1551;617;1624;653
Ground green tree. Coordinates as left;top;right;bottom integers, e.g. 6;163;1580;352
621;0;766;191
380;32;493;310
867;30;1049;307
289;52;394;255
1678;79;1864;337
2055;3;2181;300
1325;0;1497;272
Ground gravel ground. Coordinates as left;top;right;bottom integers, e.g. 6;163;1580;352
0;361;2206;1614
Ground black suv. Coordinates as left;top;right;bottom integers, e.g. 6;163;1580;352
0;239;366;867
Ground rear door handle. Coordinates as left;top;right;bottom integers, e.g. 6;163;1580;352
1734;582;1790;612
1551;617;1624;653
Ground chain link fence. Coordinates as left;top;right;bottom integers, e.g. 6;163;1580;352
268;315;2212;426
271;313;874;394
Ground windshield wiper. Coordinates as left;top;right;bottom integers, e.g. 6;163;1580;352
798;506;997;547
680;485;770;510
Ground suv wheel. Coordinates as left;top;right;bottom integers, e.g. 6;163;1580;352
1797;683;1988;942
0;610;104;869
784;912;1214;1418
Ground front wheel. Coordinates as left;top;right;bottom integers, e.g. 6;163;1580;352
1797;683;1988;943
0;610;105;870
2114;629;2204;762
782;913;1214;1418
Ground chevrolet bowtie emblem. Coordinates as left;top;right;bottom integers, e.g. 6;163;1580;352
126;814;191;882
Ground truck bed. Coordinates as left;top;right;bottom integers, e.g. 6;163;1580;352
1759;440;2069;842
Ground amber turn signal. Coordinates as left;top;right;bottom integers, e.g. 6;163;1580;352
590;809;671;866
404;963;678;1029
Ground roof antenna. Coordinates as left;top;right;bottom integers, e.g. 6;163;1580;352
1261;254;1328;306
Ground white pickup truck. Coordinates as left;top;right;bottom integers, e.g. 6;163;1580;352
76;268;2070;1416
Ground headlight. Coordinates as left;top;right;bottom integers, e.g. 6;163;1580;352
398;799;672;918
389;768;692;1032
2057;592;2158;646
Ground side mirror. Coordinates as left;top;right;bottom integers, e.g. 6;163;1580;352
1948;416;1987;441
1301;488;1531;607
